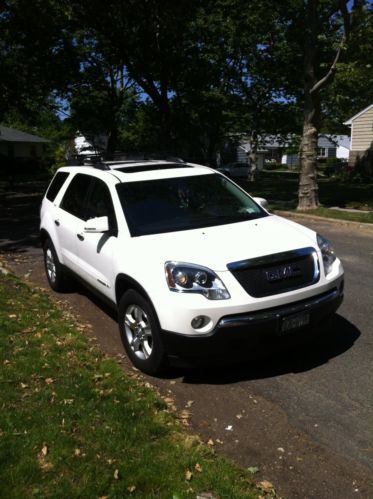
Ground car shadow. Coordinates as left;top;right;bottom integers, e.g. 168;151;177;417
163;314;361;383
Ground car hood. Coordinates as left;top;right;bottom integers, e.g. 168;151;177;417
133;214;318;272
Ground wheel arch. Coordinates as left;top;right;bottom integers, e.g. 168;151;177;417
115;274;154;307
115;273;163;332
40;228;64;264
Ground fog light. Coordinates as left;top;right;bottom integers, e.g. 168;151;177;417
191;315;210;329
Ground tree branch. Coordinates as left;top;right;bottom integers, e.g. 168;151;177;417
310;0;350;95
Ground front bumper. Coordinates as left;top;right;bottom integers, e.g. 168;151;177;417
160;285;343;362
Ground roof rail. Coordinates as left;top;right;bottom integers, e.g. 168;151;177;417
93;162;111;170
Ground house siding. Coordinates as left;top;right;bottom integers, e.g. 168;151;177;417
351;107;373;151
0;142;44;158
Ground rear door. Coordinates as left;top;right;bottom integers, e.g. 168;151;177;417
56;173;92;273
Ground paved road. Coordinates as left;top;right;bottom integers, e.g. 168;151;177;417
1;183;373;498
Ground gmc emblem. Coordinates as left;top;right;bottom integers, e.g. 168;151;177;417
265;265;301;282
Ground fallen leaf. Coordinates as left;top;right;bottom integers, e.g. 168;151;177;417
236;414;243;419
195;463;202;473
257;480;275;493
20;383;28;389
45;378;54;385
37;445;53;472
127;485;136;493
247;466;259;474
74;448;81;457
225;425;233;431
277;447;285;453
185;469;193;481
207;439;214;446
186;400;194;408
114;469;119;480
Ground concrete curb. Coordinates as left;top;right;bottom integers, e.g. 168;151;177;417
274;210;373;234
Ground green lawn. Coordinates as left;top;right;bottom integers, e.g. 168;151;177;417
238;171;373;224
0;271;265;499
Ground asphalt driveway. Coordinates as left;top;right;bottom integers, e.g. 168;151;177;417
1;181;373;498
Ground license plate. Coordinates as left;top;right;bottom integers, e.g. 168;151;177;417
281;311;310;334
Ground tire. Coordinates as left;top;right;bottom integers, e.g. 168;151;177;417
118;289;167;375
43;239;68;292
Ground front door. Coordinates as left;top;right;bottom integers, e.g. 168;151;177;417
75;177;118;302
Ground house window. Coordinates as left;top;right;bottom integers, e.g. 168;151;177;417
318;147;327;157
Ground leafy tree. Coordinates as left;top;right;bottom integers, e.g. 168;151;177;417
0;0;78;122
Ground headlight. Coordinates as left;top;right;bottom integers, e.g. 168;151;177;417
317;234;336;275
165;261;230;300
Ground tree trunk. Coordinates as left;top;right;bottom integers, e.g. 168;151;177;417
298;108;320;210
158;94;172;153
249;130;258;181
106;125;118;159
297;0;320;210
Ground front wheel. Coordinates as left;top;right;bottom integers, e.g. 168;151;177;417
118;290;167;375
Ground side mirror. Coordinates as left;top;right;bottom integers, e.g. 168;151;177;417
253;197;269;210
84;216;110;233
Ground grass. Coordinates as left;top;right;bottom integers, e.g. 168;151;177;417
238;171;373;224
0;271;263;499
296;207;373;224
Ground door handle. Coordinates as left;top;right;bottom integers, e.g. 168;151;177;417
77;233;85;241
54;219;60;226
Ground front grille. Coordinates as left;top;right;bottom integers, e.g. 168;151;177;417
227;247;319;298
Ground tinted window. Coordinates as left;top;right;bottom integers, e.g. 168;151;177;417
46;172;70;201
60;174;91;219
85;178;117;229
117;174;267;236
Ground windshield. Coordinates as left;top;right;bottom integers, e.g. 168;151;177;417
116;173;267;236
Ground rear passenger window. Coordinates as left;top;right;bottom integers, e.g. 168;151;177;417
46;172;70;201
60;174;92;219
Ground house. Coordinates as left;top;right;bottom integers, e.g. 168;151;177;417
0;125;49;162
280;135;350;167
237;134;349;169
237;142;267;170
237;135;292;169
343;104;373;166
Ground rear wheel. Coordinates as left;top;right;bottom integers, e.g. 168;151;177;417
43;239;68;292
118;290;167;375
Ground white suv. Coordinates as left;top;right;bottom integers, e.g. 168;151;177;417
40;159;344;374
